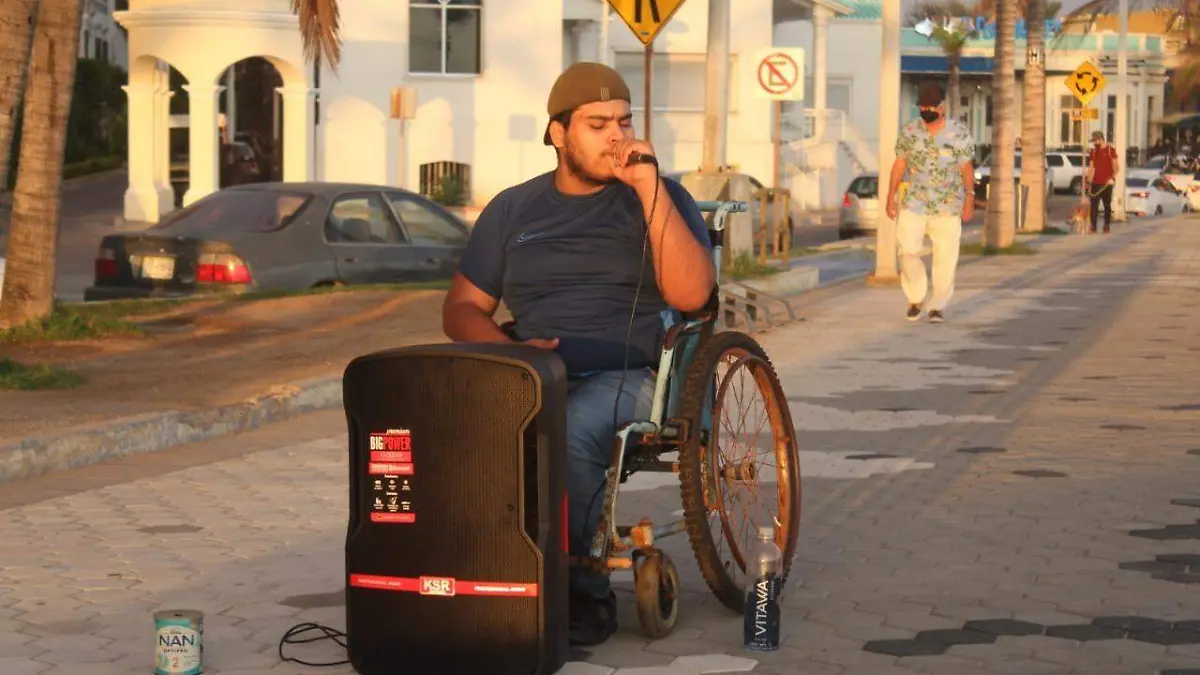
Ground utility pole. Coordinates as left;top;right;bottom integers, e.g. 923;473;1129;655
871;0;901;284
700;0;730;171
1114;0;1129;220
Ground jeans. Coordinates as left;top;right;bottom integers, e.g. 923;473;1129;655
1090;183;1113;230
566;368;656;599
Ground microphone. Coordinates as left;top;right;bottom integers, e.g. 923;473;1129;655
627;151;659;167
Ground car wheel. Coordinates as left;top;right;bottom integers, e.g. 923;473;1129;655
1155;205;1163;216
1070;177;1082;195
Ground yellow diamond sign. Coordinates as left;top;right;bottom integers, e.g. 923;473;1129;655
1065;61;1107;106
606;0;688;45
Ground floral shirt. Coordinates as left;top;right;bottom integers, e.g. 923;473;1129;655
895;118;976;216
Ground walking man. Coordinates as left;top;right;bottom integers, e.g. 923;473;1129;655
885;82;976;324
1087;130;1119;233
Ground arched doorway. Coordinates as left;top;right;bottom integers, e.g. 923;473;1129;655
219;57;286;187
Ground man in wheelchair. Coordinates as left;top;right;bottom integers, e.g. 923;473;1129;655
441;62;715;646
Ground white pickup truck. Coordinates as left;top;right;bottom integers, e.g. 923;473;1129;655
975;150;1084;195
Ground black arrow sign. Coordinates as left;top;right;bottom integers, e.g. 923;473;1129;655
1071;70;1101;97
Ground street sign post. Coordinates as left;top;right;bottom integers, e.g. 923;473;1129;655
753;49;806;189
606;0;688;142
1065;60;1107;216
1065;60;1106;106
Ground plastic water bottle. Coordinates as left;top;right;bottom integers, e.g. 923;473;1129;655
743;525;782;652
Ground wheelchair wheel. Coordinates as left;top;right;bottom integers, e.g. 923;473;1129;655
676;330;801;612
633;550;679;639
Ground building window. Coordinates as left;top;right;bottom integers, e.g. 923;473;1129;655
410;0;482;76
614;52;738;113
1059;95;1082;145
1106;94;1116;141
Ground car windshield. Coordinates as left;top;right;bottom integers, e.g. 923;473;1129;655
848;176;878;198
1066;155;1083;167
1127;178;1150;187
155;189;311;234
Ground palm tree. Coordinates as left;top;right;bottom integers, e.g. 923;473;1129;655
0;0;38;192
0;0;83;328
908;1;977;119
290;0;343;71
985;0;1019;248
974;0;1062;232
1021;0;1048;231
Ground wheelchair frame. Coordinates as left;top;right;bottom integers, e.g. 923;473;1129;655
586;199;747;568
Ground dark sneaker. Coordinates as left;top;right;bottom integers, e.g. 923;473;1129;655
1103;226;1111;233
569;592;617;646
906;304;922;322
928;310;944;324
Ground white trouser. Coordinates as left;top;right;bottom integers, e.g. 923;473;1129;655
896;209;962;312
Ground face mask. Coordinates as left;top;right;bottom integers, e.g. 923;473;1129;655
920;110;941;123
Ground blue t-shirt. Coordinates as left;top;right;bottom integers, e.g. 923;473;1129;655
458;172;712;375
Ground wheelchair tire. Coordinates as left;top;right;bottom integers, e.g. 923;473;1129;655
676;330;802;612
634;550;680;639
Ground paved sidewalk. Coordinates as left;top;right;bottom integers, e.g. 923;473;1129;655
1;218;1199;674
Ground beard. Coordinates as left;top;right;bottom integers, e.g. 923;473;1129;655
563;141;618;187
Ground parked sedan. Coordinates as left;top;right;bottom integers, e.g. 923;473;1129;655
1124;176;1188;217
84;182;471;301
838;173;879;239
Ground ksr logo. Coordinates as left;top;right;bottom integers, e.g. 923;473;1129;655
419;576;456;597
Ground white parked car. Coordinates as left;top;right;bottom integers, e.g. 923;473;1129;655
975;152;1054;198
1137;157;1193;193
0;255;5;302
1125;176;1188;217
1046;151;1086;193
1184;172;1200;212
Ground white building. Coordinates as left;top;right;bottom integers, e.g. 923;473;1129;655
777;0;1169;208
113;0;1168;223
114;0;853;222
80;0;129;70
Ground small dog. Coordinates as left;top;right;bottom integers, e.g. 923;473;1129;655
1069;200;1091;234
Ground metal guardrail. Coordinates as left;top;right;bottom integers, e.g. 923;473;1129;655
694;200;799;334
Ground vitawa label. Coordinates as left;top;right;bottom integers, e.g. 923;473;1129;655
743;573;781;652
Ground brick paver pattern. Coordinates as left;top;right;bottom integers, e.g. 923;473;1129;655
1;219;1199;674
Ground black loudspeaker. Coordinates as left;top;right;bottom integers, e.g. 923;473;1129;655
343;342;570;675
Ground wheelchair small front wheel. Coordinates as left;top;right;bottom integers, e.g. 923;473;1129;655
677;330;802;612
633;550;679;639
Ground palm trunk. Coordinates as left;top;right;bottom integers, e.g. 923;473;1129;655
0;0;83;327
948;55;961;121
1021;0;1047;231
0;0;38;192
985;0;1018;248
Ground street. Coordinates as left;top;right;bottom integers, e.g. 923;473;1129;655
0;217;1197;674
1;171;1102;304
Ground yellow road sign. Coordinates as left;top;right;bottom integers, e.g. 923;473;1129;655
606;0;688;45
1065;61;1106;105
1069;107;1099;121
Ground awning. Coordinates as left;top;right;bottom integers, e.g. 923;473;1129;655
901;55;995;74
1151;111;1200;126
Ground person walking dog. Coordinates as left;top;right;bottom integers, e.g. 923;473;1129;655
1087;131;1119;233
885;82;976;324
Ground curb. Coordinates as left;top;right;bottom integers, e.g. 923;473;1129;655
0;375;340;484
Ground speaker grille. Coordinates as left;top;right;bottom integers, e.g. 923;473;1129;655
345;349;562;674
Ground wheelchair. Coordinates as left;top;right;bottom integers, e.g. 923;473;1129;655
571;200;802;639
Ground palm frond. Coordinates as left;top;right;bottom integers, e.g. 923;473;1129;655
291;0;342;72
